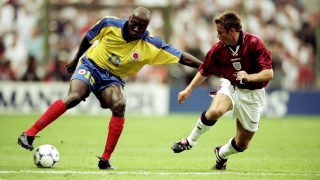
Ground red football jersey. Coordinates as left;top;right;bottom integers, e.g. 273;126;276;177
199;32;272;90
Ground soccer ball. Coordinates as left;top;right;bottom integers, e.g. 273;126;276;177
34;144;59;168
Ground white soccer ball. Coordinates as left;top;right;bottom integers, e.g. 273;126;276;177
34;144;59;168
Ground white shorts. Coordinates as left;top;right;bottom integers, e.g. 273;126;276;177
216;78;266;132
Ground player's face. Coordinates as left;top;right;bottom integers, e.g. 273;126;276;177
128;15;149;39
216;23;233;45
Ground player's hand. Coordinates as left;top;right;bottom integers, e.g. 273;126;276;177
236;71;249;83
178;89;191;104
65;60;78;73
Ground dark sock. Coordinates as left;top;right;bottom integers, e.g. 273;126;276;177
200;111;217;126
231;138;244;152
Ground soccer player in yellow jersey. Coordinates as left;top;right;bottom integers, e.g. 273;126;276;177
17;7;202;169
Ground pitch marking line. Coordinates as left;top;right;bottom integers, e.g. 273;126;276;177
0;170;319;177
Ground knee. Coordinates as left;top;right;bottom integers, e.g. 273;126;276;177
206;109;224;119
64;93;84;109
111;100;126;117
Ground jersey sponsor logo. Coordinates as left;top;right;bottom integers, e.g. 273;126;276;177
131;50;141;62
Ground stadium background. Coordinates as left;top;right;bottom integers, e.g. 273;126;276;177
0;0;319;116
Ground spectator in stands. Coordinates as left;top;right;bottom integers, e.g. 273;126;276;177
43;54;70;81
3;30;27;79
0;59;16;81
0;35;5;61
21;55;40;81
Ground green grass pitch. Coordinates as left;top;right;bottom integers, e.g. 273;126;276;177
0;114;319;179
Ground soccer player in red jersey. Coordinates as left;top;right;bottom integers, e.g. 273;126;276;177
171;11;274;170
17;7;202;170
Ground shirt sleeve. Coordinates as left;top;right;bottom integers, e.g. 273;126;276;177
85;18;110;44
253;38;273;70
147;36;182;65
199;45;221;77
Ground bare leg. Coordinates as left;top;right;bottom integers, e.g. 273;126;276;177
171;93;232;153
187;93;233;145
218;119;255;159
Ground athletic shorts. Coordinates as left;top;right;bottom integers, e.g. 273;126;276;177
216;78;265;132
71;56;125;97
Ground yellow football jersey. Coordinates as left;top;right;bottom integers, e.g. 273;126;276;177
84;16;182;78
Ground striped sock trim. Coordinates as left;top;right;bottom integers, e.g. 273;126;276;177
200;111;217;126
231;138;244;152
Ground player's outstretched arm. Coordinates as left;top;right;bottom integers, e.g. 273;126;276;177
178;52;203;68
66;37;92;73
178;72;207;104
236;69;273;83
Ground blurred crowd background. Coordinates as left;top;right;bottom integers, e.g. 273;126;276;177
0;0;319;90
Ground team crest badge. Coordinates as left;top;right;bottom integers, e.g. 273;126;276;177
131;51;141;62
232;62;241;71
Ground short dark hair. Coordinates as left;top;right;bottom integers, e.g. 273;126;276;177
214;11;242;32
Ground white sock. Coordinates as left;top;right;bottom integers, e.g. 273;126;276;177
187;118;211;146
219;138;239;159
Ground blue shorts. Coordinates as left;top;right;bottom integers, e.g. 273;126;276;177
71;56;125;96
